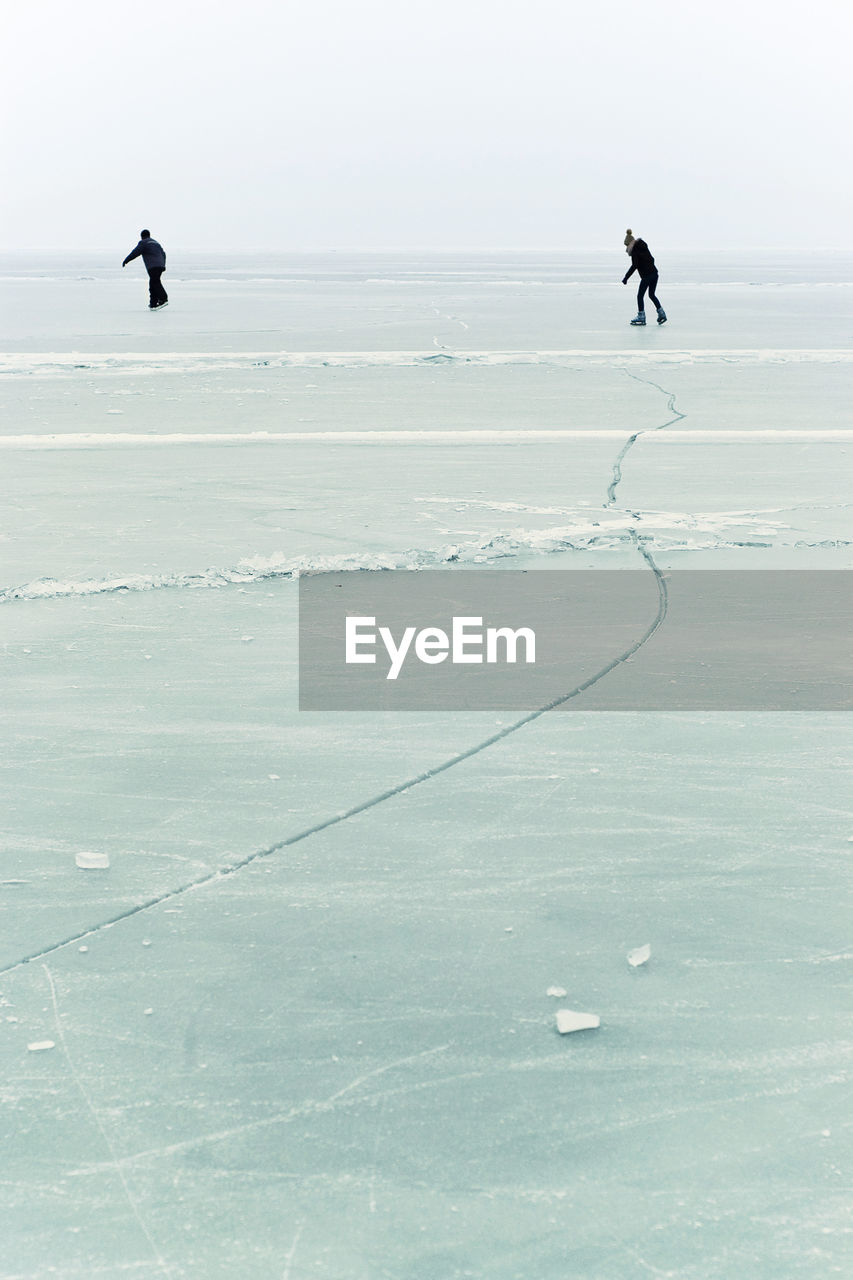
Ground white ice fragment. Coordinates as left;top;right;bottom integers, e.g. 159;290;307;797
590;767;600;774
546;986;568;998
28;1040;56;1052
78;945;88;953
6;1016;18;1023
504;927;513;933
144;1008;153;1016
627;943;652;968
268;773;280;781
556;1009;600;1034
75;851;109;870
241;635;254;643
142;939;152;947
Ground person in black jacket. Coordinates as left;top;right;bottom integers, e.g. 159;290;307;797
622;229;666;326
122;231;168;309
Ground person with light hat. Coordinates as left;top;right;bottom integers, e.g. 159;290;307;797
622;229;666;326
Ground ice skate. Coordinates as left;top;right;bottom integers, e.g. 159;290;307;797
656;307;667;325
630;311;646;326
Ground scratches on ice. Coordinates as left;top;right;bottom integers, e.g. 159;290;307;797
282;1223;304;1280
42;964;175;1278
68;1045;452;1175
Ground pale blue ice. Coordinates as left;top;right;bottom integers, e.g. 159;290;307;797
1;252;851;1279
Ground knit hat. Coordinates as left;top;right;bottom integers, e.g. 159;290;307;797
624;229;635;246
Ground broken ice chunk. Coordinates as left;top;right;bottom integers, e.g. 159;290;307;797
627;943;651;968
75;851;110;870
546;986;568;998
555;1009;600;1034
27;1040;56;1052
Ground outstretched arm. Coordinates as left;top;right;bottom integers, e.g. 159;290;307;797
122;243;142;267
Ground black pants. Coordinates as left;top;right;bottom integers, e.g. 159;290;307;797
637;270;661;312
148;268;168;307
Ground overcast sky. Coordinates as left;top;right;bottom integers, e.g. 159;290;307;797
3;0;851;252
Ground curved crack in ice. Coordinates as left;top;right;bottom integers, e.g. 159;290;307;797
0;539;667;977
606;370;687;506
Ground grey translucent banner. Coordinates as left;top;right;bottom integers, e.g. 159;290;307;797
298;570;852;711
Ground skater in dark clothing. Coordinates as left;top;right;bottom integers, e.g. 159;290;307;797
622;229;666;326
122;231;168;309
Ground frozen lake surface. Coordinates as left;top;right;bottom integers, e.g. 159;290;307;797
1;253;851;1278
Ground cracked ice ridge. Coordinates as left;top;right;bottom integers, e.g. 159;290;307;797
0;513;798;604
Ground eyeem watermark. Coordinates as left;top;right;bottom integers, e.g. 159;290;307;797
345;616;536;680
299;569;853;711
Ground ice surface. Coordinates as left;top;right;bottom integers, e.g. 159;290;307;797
1;252;851;1279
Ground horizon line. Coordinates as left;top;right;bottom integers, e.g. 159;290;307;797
0;245;848;256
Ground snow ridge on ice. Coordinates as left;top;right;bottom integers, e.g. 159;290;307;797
4;348;853;378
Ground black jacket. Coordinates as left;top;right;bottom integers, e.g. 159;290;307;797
123;237;166;271
623;239;655;282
